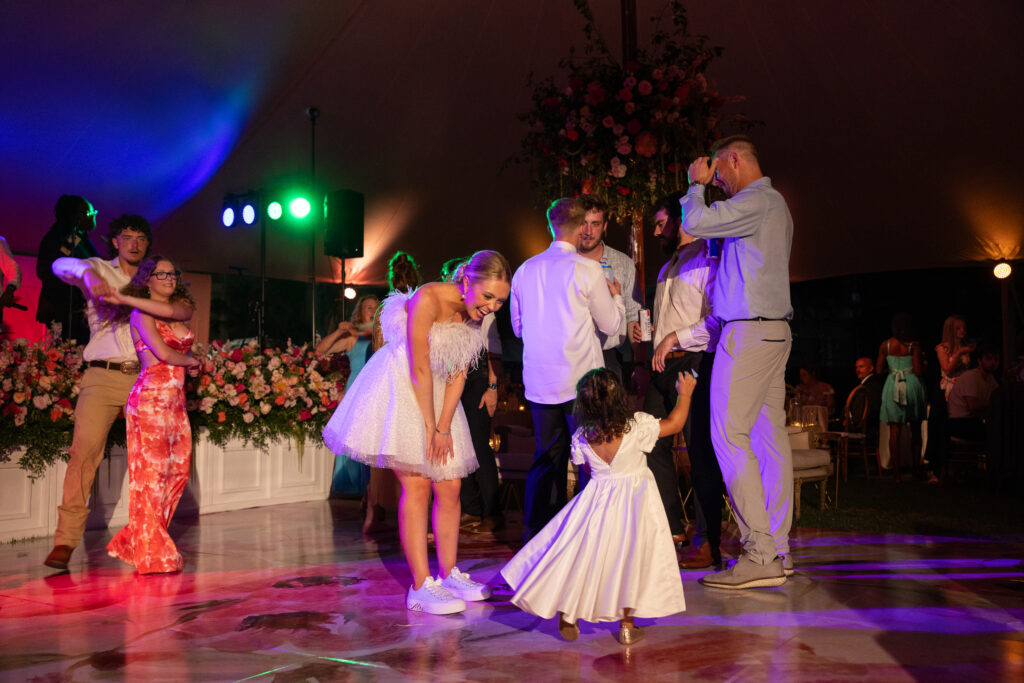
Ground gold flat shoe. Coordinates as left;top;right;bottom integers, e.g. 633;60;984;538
617;624;645;645
558;614;579;641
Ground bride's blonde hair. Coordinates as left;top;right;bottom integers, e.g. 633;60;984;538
453;250;511;285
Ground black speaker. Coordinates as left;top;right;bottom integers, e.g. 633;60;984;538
323;189;364;258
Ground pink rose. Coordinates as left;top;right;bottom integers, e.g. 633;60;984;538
637;80;652;96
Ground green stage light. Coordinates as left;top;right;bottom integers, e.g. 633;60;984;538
267;201;283;220
289;197;312;219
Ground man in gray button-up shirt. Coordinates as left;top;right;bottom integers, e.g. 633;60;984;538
577;196;642;381
680;135;795;590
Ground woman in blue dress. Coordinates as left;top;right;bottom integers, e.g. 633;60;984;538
317;294;380;495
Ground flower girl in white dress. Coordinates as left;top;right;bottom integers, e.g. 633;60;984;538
502;368;695;643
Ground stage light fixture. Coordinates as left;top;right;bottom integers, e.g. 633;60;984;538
221;195;238;227
241;199;257;225
267;200;283;221
290;196;312;219
344;286;357;299
993;261;1012;279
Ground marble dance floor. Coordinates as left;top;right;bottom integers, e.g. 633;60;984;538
2;499;1023;682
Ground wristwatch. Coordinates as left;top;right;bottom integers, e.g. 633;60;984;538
487;382;499;391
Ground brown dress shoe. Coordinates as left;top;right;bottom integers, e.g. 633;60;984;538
44;545;73;570
679;541;714;569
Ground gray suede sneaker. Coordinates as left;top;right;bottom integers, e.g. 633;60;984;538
699;554;787;589
780;553;795;577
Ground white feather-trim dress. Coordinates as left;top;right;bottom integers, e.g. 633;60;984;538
322;290;483;481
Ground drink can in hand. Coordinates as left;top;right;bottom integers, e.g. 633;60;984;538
639;309;652;342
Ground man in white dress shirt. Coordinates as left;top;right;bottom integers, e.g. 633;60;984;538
577;196;642;381
681;135;795;589
43;215;159;570
511;198;624;541
634;192;724;562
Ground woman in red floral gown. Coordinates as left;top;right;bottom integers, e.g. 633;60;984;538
104;256;201;574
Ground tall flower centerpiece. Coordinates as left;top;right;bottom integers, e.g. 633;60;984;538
515;0;749;218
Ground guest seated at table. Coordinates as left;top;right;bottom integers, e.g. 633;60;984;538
947;343;1000;443
794;364;835;422
843;357;882;443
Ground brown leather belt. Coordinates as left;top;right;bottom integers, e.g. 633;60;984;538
87;359;141;374
722;317;788;324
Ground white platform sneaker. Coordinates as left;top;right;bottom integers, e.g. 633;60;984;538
440;567;492;601
407;577;466;614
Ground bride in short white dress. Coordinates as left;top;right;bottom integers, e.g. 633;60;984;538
502;411;687;624
322;250;512;616
322;289;483;481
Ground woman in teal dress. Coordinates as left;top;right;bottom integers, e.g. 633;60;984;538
876;313;927;481
317;294;380;495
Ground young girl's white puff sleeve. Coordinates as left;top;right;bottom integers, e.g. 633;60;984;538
632;412;661;453
570;428;587;466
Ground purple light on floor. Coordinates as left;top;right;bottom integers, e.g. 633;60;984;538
683;607;1024;634
795;534;1001;547
810;559;1023;571
816;572;1024;581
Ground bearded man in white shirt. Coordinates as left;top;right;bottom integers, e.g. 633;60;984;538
42;215;190;571
511;198;624;541
633;192;724;565
576;196;642;382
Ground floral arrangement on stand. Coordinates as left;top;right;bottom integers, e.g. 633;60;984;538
187;339;349;454
515;0;750;218
0;331;83;478
0;332;349;478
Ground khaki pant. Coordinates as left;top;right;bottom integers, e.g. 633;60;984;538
54;367;137;548
710;320;793;565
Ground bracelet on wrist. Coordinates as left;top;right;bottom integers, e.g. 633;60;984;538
436;428;451;436
487;382;499;391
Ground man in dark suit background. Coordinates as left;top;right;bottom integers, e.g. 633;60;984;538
844;357;883;444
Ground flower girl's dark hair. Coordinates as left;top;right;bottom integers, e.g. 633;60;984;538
574;368;633;444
